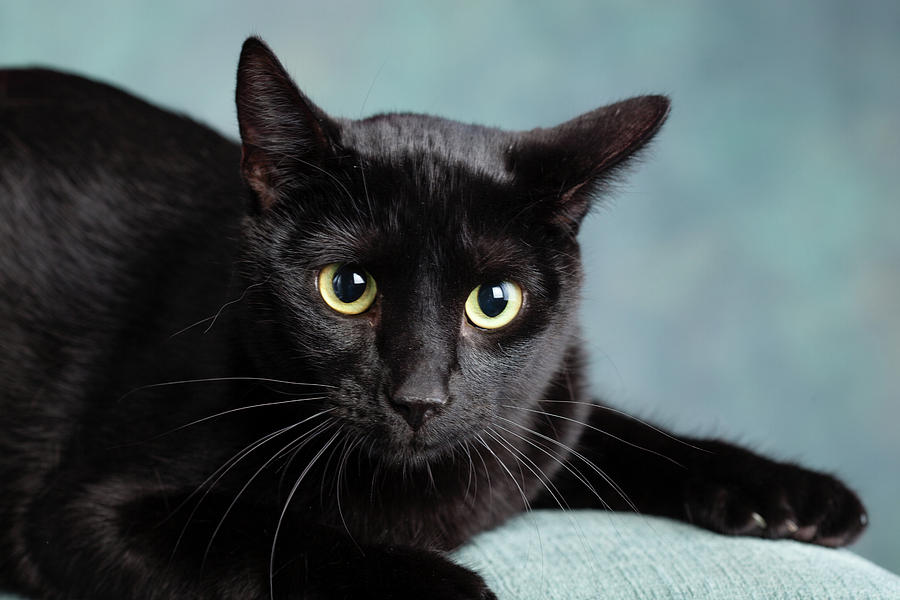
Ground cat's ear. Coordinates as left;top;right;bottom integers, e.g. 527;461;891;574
511;95;670;234
236;37;341;211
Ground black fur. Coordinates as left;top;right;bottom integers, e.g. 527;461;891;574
0;38;867;599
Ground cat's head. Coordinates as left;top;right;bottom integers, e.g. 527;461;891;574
233;37;668;465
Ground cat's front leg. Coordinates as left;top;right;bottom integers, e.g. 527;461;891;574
538;404;868;547
22;478;494;600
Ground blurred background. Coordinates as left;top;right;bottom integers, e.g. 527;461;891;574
2;0;898;574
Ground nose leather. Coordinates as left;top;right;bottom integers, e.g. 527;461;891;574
389;395;445;430
389;364;448;430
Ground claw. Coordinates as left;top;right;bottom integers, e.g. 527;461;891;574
751;512;767;529
785;519;800;533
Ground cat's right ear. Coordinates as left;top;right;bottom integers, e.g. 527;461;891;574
236;37;341;211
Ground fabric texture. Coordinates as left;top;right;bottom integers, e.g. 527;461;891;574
452;511;900;599
2;511;898;599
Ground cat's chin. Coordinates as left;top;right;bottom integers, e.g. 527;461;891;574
366;428;468;467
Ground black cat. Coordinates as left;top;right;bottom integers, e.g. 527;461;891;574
0;37;866;600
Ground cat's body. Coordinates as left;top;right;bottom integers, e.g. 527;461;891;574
0;39;867;599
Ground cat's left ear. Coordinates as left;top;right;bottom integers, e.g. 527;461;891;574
511;95;670;234
236;37;342;211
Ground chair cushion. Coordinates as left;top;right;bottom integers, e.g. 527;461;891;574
452;510;900;599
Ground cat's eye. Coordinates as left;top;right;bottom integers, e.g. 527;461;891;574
318;263;377;315
465;281;523;330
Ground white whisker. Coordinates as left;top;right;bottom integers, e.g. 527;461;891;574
169;422;302;562
539;399;710;453
485;429;563;511
336;436;364;550
202;417;337;567
493;423;608;510
119;376;336;402
470;438;494;511
152;396;327;442
475;433;531;513
463;439;477;503
497;415;640;515
269;427;343;600
501;404;685;468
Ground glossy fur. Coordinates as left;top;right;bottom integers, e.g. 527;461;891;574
0;38;867;599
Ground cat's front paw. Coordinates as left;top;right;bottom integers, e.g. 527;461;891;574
383;556;495;600
310;544;496;600
684;448;868;547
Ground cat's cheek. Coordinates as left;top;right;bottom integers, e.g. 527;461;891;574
309;297;381;346
459;321;479;341
363;298;382;328
324;296;382;332
456;315;523;344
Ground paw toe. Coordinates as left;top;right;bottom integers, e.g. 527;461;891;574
683;466;867;548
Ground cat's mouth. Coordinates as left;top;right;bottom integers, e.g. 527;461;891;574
326;388;476;463
365;416;471;465
386;424;454;458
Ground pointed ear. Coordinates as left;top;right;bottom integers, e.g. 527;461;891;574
510;95;670;234
236;37;341;211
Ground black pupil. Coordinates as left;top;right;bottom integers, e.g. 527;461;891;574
478;283;509;318
332;265;367;303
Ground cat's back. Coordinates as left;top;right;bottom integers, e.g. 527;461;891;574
0;67;242;220
0;68;244;413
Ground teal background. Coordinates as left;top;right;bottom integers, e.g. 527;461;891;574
2;0;898;574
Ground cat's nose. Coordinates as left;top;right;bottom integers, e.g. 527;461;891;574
389;395;446;431
387;357;450;430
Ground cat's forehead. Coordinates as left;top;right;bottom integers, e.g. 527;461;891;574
338;113;516;183
294;114;551;282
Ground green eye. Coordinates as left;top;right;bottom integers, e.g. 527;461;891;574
465;281;523;330
318;263;377;315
